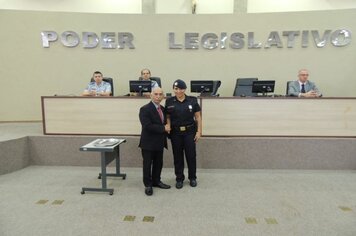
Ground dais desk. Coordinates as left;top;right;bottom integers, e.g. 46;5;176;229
41;96;356;137
42;96;149;135
201;97;356;137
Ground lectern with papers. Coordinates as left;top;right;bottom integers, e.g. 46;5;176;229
80;138;126;195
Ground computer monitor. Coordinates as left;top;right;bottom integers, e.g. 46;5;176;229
129;80;151;95
252;80;275;96
190;80;214;94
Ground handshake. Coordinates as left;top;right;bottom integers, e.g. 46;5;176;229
165;124;171;133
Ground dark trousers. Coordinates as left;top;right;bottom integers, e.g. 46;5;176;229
141;149;163;187
170;132;197;182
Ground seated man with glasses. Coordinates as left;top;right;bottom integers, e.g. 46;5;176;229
288;69;322;97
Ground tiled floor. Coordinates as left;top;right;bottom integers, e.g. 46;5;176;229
1;166;356;236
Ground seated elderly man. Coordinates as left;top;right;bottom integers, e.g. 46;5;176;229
82;71;111;96
288;69;322;97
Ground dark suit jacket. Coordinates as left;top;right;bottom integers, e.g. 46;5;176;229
139;102;167;151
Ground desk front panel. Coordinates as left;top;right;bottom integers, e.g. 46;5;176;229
42;96;356;137
201;97;356;137
42;96;150;135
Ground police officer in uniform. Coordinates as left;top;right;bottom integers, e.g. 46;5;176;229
165;79;202;189
82;71;112;96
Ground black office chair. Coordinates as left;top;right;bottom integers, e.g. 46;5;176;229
200;80;221;97
150;77;161;87
90;77;114;96
139;76;161;87
233;78;258;97
286;81;293;96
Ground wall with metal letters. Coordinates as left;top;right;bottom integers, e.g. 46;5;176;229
0;9;355;121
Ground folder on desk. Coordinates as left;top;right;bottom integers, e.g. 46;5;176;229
93;139;121;147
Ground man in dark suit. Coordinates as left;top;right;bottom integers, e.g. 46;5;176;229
139;87;171;196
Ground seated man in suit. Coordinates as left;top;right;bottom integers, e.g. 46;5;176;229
82;71;111;96
288;69;322;97
139;87;171;196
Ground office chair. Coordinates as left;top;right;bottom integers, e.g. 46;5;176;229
200;80;221;97
90;77;114;96
233;78;258;97
286;81;293;96
150;77;161;87
139;76;162;87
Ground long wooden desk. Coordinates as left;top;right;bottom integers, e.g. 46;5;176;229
201;97;356;137
42;96;149;135
41;96;356;137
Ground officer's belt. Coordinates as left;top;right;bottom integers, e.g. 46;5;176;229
173;123;195;132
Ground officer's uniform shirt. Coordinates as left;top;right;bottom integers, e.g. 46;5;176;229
85;81;111;93
165;95;201;127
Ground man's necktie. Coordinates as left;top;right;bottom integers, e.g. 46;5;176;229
157;106;164;123
301;84;306;93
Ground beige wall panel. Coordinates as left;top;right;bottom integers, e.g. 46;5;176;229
1;9;355;121
202;98;356;136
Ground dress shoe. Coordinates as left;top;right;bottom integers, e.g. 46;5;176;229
190;179;197;187
176;181;183;189
153;182;171;189
145;187;153;196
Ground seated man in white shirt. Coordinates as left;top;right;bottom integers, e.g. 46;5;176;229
82;71;112;96
288;69;322;97
131;68;160;97
140;68;160;88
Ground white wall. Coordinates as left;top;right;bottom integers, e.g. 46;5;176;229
248;0;356;13
0;0;142;13
1;0;356;14
155;0;234;14
155;0;191;14
194;0;234;14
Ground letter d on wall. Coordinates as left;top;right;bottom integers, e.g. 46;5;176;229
41;31;58;48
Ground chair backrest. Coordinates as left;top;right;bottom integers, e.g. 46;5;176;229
150;77;161;87
139;76;162;87
200;80;221;97
286;81;293;96
233;78;258;97
90;77;114;96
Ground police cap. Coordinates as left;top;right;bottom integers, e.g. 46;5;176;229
173;79;187;89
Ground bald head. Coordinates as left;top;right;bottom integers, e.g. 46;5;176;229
298;69;309;83
151;87;164;105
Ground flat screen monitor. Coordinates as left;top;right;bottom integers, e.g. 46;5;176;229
190;80;214;93
129;80;151;95
252;80;275;95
